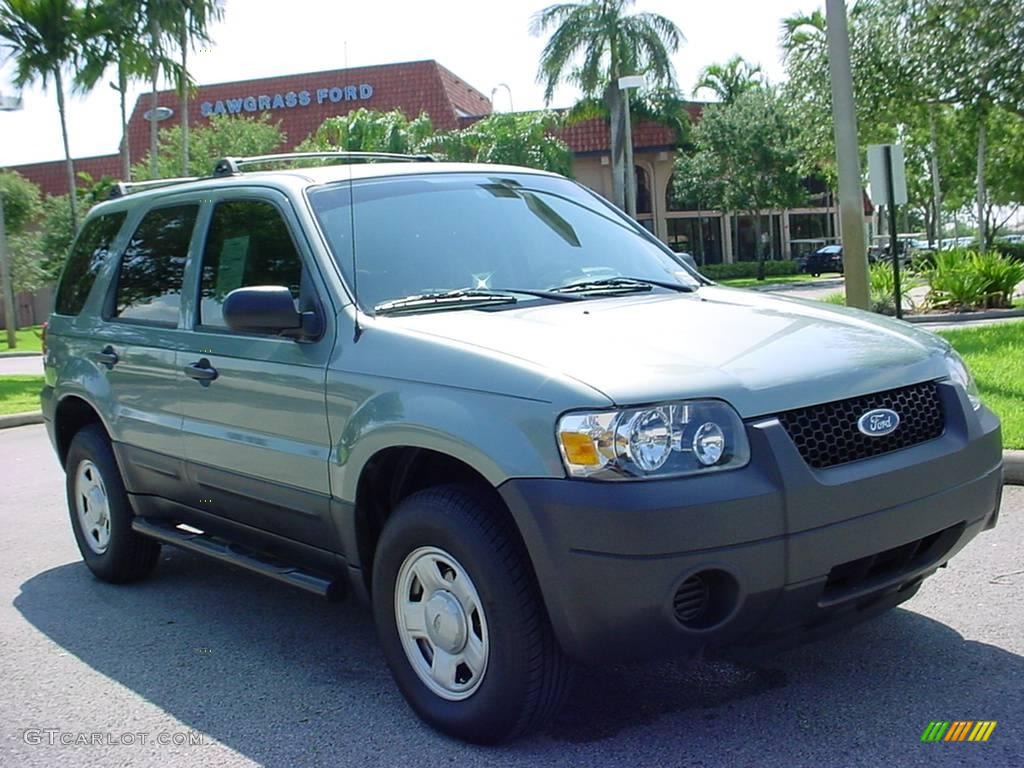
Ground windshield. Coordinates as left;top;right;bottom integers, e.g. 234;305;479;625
307;172;700;312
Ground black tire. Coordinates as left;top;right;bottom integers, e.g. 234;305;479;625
372;485;571;744
65;425;160;583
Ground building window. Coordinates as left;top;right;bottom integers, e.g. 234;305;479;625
667;217;723;265
635;166;652;215
733;214;783;262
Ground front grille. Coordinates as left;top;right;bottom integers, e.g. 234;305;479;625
776;381;944;469
822;522;964;603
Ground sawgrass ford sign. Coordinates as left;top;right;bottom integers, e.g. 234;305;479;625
200;83;375;116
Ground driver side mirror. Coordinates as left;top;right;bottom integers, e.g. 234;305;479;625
222;286;322;341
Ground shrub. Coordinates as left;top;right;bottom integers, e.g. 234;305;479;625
993;240;1024;262
701;260;799;280
924;249;1024;310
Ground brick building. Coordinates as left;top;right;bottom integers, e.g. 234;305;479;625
7;59;845;264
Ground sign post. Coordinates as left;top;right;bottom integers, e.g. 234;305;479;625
868;144;908;319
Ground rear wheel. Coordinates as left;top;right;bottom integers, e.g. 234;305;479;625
372;485;570;743
65;425;160;583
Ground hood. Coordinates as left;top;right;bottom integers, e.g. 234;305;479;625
371;287;951;417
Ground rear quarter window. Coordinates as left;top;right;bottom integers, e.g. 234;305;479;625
53;212;127;316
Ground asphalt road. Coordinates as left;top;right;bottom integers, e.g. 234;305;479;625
1;423;1021;767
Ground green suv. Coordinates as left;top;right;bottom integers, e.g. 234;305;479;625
42;153;1004;743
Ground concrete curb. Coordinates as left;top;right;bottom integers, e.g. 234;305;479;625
0;411;44;429
0;351;43;359
1005;450;1024;486
905;309;1024;325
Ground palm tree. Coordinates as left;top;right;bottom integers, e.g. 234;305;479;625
77;0;153;180
0;0;83;230
694;56;764;104
177;0;224;176
138;0;186;178
532;0;682;211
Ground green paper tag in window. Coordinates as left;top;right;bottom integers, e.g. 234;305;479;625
215;236;249;298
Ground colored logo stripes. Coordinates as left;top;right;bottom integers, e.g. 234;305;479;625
921;721;997;742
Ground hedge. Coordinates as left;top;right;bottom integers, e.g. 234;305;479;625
699;260;800;280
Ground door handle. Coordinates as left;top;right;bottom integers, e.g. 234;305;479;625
184;358;218;382
94;345;119;369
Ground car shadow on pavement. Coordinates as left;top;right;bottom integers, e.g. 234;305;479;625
15;548;1024;765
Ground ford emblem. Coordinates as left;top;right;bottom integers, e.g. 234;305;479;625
857;408;900;437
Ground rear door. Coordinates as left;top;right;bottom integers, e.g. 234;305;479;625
92;201;201;500
176;190;340;551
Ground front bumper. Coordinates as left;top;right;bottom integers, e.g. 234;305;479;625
499;382;1003;663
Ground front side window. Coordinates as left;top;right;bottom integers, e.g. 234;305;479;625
198;200;305;329
114;204;198;325
307;173;698;312
54;212;127;315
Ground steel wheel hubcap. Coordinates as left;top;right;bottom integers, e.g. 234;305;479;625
75;460;111;555
395;546;489;700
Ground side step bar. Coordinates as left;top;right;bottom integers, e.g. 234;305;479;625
132;518;345;601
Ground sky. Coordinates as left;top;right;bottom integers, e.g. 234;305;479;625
0;0;814;167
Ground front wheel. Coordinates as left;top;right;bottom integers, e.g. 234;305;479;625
372;485;570;743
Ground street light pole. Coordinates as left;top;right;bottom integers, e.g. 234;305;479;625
825;0;870;310
1;91;24;349
618;75;645;218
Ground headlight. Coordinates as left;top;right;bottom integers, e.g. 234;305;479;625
944;350;981;410
557;400;750;480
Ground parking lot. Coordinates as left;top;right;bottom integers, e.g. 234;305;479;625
1;422;1021;767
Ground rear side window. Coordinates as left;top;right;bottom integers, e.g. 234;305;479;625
198;200;305;329
54;212;127;315
113;204;199;325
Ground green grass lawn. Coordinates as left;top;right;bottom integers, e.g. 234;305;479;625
0;376;45;415
0;325;43;355
939;322;1024;449
718;274;834;289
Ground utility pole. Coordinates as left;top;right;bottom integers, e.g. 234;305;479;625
1;91;24;348
826;0;870;310
619;75;645;218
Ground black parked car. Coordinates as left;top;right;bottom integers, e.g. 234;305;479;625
805;245;844;276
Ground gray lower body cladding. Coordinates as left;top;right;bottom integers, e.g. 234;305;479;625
500;383;1003;663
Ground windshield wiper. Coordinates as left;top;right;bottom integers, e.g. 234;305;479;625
375;287;587;315
375;289;519;315
550;277;696;295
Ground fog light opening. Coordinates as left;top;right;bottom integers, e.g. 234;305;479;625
673;569;740;630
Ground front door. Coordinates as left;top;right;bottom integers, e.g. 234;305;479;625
176;192;340;551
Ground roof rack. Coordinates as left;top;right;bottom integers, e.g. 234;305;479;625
108;176;202;199
212;151;436;177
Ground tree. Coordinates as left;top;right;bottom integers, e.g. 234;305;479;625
137;0;187;178
430;112;574;175
76;0;160;180
297;108;434;155
693;56;764;104
676;87;806;278
133;113;286;179
0;171;42;234
532;0;682;211
0;0;84;231
177;0;224;175
904;0;1024;248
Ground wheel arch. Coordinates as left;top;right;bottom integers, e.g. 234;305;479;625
54;394;112;468
351;445;531;598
